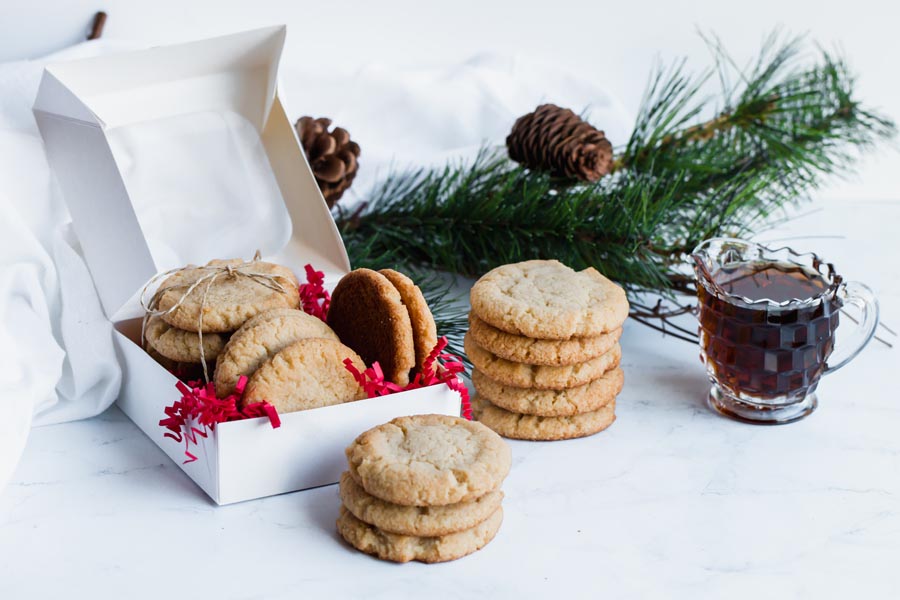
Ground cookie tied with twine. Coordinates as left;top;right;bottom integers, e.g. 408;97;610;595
141;253;300;382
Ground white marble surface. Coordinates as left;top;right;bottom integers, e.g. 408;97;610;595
1;198;898;599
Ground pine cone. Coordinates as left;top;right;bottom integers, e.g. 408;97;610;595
295;116;361;208
506;104;614;182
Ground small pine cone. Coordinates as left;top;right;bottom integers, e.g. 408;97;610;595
295;116;361;208
506;104;614;182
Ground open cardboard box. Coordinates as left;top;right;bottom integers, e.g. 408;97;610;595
33;26;462;505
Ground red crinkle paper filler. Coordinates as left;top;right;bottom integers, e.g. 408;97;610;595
344;336;472;420
159;376;281;464
160;263;330;461
299;264;330;322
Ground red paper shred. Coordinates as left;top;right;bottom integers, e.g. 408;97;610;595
344;336;472;420
159;375;281;464
299;264;331;322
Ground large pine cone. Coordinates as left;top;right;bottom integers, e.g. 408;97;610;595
506;104;614;182
295;116;360;208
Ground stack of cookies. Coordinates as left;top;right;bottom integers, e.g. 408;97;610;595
466;260;629;441
144;258;302;379
337;414;511;563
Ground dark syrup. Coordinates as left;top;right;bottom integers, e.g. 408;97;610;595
698;260;840;399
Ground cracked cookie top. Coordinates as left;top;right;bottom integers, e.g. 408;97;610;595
346;414;511;506
469;260;628;339
157;259;300;333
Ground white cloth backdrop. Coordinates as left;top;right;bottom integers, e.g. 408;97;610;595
0;38;630;489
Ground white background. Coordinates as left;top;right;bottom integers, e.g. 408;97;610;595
2;0;898;201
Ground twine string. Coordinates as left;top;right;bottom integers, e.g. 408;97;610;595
140;251;290;383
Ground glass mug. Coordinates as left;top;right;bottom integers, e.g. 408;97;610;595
691;238;879;424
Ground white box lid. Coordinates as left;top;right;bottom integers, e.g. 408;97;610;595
33;26;351;322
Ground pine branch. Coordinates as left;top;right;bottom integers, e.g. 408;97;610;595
341;154;690;290
621;33;894;193
337;32;895;344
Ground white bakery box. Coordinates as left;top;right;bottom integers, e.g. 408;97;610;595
33;26;462;505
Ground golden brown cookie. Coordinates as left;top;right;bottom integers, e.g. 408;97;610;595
472;367;624;416
468;313;622;366
465;333;621;390
156;258;300;333
144;315;228;364
337;505;503;563
213;308;339;397
339;472;504;537
469;260;628;339
326;269;416;386
473;394;617;441
379;269;438;370
346;414;511;506
241;338;366;413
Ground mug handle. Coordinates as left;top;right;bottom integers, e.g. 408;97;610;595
825;281;880;374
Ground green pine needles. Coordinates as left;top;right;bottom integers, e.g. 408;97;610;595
336;32;895;357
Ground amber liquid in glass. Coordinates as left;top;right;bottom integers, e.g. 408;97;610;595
698;261;840;400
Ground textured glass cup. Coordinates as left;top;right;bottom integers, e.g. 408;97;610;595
692;238;879;424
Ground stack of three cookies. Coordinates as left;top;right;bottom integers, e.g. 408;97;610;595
467;260;629;441
337;414;511;563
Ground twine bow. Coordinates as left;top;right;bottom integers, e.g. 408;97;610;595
140;251;291;383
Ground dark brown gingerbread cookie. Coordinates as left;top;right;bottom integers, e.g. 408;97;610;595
327;269;416;386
